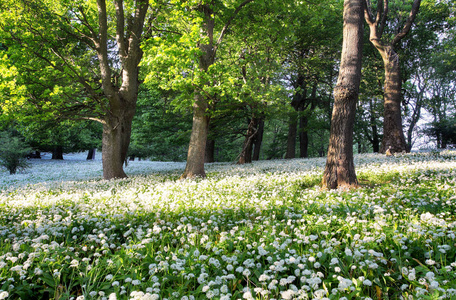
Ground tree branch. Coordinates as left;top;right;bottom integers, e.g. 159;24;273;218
215;0;254;50
114;0;127;61
76;6;98;41
378;0;388;37
96;0;116;98
392;0;421;46
363;0;375;25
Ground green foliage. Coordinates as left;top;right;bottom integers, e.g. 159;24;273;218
129;88;192;161
425;116;456;148
19;120;102;154
0;0;104;122
0;131;31;174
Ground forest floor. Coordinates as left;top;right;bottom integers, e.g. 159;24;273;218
0;151;455;299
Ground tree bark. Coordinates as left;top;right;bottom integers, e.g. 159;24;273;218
379;48;407;153
86;148;96;160
363;0;421;154
299;114;309;158
102;105;135;179
181;94;210;178
322;0;364;190
237;117;258;164
205;137;215;163
52;146;64;160
285;115;297;159
252;118;264;161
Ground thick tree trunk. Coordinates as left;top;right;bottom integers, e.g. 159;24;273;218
181;4;216;178
299;115;309;158
205;137;215;163
252;118;264;161
379;48;407;153
181;95;210;178
364;0;421;154
102;107;135;179
322;0;363;190
285;116;297;159
95;0;147;179
52;146;64;160
87;148;96;160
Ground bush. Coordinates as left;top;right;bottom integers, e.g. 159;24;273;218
0;131;32;174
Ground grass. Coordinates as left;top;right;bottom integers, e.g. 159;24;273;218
0;151;455;299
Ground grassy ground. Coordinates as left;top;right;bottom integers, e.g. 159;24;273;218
0;151;455;299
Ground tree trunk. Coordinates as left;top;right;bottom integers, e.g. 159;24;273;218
29;151;41;159
322;0;364;190
371;124;380;153
101;107;135;179
181;4;215;178
95;0;148;179
379;48;407;153
406;91;423;152
285;114;297;159
52;146;64;160
363;0;421;154
87;148;96;160
299;114;309;158
237;117;258;164
205;137;215;163
252;118;264;161
181;94;210;178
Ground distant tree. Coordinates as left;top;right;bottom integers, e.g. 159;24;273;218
16;120;102;159
322;0;364;189
129;88;192;162
143;0;290;177
363;0;421;153
0;131;31;174
404;0;455;150
284;0;342;159
425;116;456;148
357;41;384;153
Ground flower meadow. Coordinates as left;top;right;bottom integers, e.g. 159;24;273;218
0;151;456;300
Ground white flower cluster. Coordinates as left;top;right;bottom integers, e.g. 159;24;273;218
0;151;455;298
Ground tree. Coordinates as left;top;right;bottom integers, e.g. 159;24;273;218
0;131;31;175
17;120;102;159
401;0;454;151
0;0;151;179
143;0;275;178
322;0;364;190
425;117;456;148
283;0;342;159
229;3;288;164
129;88;192;161
182;0;256;177
357;46;384;153
363;0;421;153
